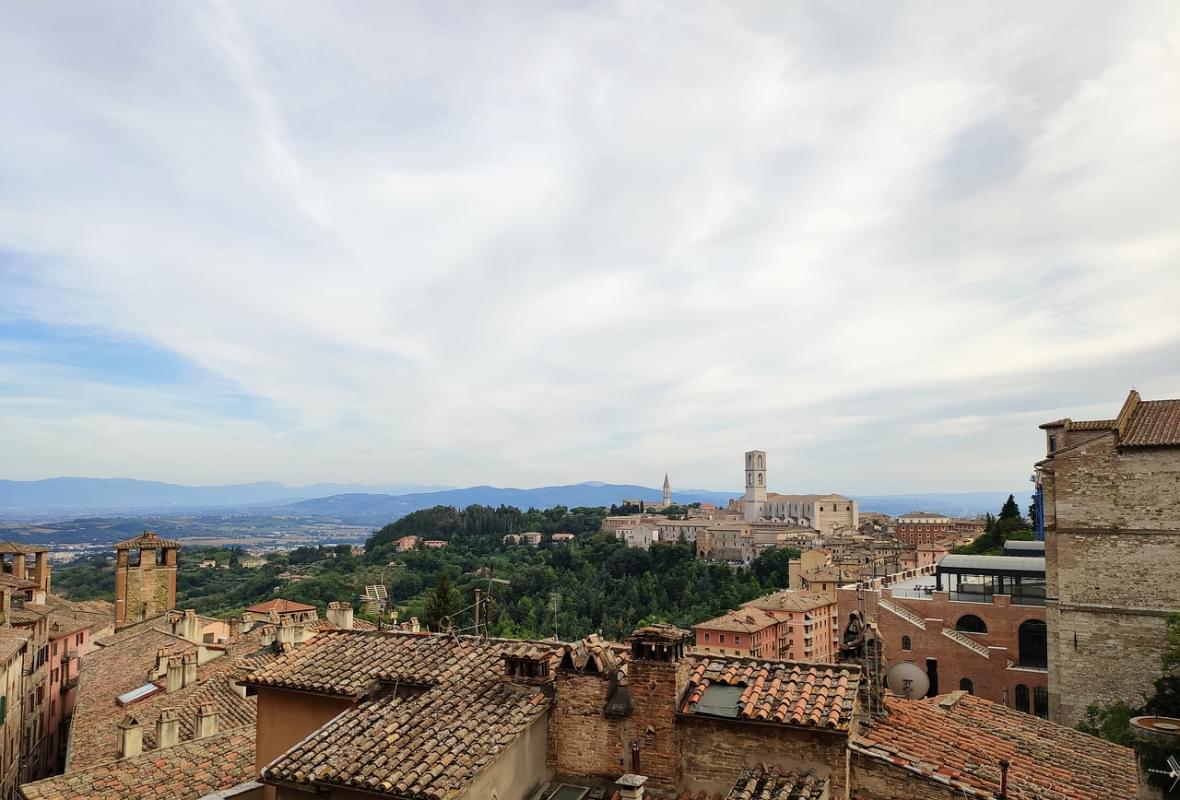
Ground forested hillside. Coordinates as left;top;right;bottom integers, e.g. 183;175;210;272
51;503;797;640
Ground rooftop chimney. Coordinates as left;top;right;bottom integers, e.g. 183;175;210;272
260;625;275;648
117;716;143;759
182;609;201;643
616;774;648;800
0;589;9;627
228;617;242;638
156;707;179;749
182;652;198;687
165;656;184;693
276;619;296;649
326;601;354;630
153;647;170;679
195;702;218;739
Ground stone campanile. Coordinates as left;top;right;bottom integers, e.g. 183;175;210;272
662;474;671;509
743;450;767;522
114;531;180;629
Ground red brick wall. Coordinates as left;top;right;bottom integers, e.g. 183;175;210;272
547;670;632;778
628;658;684;788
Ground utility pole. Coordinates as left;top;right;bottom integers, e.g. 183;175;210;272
474;588;482;635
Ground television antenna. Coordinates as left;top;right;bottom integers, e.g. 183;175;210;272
1146;755;1180;793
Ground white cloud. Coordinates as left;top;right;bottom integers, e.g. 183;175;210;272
1;1;1179;491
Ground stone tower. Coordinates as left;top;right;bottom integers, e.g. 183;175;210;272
662;474;671;509
114;531;180;629
743;450;767;522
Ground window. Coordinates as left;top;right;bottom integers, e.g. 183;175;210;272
956;615;988;634
76;633;83;646
1014;684;1030;713
901;635;911;651
719;634;726;644
925;659;939;696
1018;620;1047;668
703;632;710;643
1048;435;1057;453
1034;687;1049;719
0;695;6;725
734;635;741;646
959;677;974;694
51;669;58;684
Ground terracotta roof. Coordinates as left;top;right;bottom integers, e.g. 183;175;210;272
69;625;202;770
244;598;316;614
0;541;49;553
0;636;26;664
558;634;626;674
725;765;827;800
0;574;39;590
695;607;780;633
1069;419;1115;431
745;590;833;614
680;656;859;731
114;531;180;550
851;692;1139;800
258;631;567;797
241;629;562;697
1122;398;1180;447
19;725;254;800
262;676;548;797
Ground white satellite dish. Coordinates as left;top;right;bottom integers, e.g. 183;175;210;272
886;661;930;700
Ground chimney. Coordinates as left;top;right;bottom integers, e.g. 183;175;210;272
117;716;143;759
195;702;218;739
228;617;242;638
260;626;275;648
34;551;49;592
165;656;184;693
153;647;170;678
409;616;420;633
182;609;201;643
999;759;1010;800
182;652;198;687
276;619;296;649
326;602;354;630
616;774;648;800
155;707;180;749
0;590;9;627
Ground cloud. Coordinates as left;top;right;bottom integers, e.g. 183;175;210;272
1;2;1179;491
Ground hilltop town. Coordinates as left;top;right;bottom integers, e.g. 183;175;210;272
0;390;1172;800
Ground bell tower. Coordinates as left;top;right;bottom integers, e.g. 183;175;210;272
743;450;767;522
114;531;180;629
662;474;671;509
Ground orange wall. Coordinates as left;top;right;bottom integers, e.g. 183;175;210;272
255;688;354;773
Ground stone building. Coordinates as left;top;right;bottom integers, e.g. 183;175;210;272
113;532;179;630
1036;389;1180;725
0;636;26;800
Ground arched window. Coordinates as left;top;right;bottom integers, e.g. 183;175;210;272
1033;687;1049;719
956;614;988;634
959;677;974;694
1014;684;1030;713
901;635;911;651
1018;620;1047;668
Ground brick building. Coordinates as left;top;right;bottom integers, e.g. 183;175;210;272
837;553;1048;716
113;533;179;630
1036;389;1180;725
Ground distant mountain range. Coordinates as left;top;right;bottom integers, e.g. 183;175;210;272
0;476;1024;525
0;477;452;515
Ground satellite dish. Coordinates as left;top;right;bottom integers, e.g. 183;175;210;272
886;661;930;700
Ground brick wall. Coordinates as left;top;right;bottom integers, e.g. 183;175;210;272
1043;436;1180;725
678;716;847;797
547;670;632;778
848;754;961;799
628;658;684;788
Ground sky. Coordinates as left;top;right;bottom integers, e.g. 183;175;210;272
2;2;1179;493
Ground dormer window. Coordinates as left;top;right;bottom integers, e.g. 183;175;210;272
1048;435;1057;453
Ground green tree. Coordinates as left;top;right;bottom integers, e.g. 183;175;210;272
424;574;461;631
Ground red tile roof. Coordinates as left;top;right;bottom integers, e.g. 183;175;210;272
1122;398;1180;447
680;656;859;731
851;692;1139;800
114;531;180;550
19;726;254;800
244;598;316;614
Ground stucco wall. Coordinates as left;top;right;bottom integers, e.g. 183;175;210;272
461;712;550;800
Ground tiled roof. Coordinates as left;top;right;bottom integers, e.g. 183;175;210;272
241;629;562;698
19;725;254;800
851;692;1139;800
0;574;39;590
1122;398;1180;447
244;598;316;614
69;625;201;770
114;531;180;550
0;541;49;553
262;676;548;797
695;607;780;633
725;765;827;800
680;656;859;731
1069;419;1115;431
745;590;833;613
258;631;568;797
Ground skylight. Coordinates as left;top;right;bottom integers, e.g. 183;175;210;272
116;682;161;706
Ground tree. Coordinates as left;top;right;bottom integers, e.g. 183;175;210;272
424;574;461;631
1000;494;1022;520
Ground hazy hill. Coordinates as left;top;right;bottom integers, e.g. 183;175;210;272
0;477;451;514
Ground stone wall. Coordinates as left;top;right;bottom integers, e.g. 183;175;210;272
547;670;632;778
848;754;961;800
678;716;847;797
627;658;684;788
1043;437;1180;725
